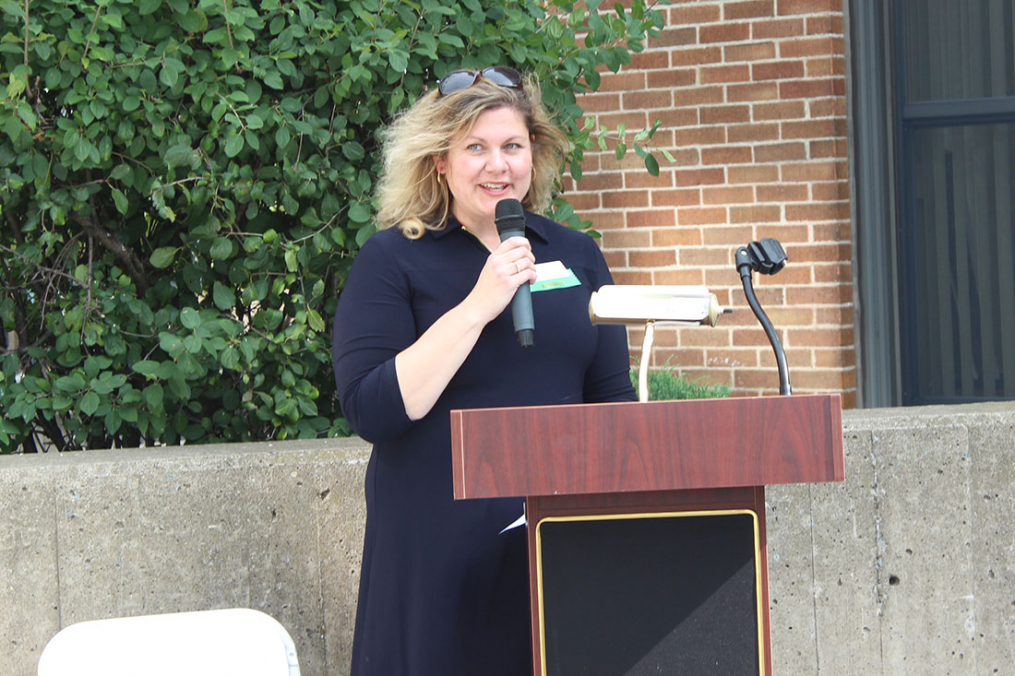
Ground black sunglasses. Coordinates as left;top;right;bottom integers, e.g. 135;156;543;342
437;66;523;97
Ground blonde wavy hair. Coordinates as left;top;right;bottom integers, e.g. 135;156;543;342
374;73;570;239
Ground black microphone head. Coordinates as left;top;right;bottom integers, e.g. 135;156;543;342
494;198;526;237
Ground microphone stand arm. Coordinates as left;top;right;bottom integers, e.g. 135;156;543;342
736;244;792;396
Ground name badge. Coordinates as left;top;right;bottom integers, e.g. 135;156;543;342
531;261;581;293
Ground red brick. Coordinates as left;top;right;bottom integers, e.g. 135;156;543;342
682;328;736;347
786;242;851;262
628;209;677;228
703;224;755;244
727;122;780;142
675;167;726;187
786;202;851;222
659;108;701;129
787;286;853;305
764;306;815;326
654;188;702;207
701;64;752;84
730;205;782;222
778;0;840;16
672;86;725;106
674;125;725;145
598;112;650;130
602;229;652;249
732;286;785;306
807;14;844;35
654;268;706;285
602;190;650;209
754;142;807;162
629;51;670;70
813;222;852;242
728;82;780;102
779;37;839;58
629;249;677;267
603;250;627;269
682;244;730;265
649;27;698;49
678;207;729;225
567;192;600;211
756;224;810;243
725;0;776;20
813;347;853;368
623;90;674;110
578;93;623;113
585;211;625;230
757;184;809;202
701;104;752;125
672;47;723;68
706;348;760;368
725;42;778;62
752;18;805;40
753;100;807;120
702;146;754;165
669;3;723;24
781;118;847;139
705;267;743;287
575;173;624;191
700;22;752;43
781;160;844;182
611;270;654;285
650;349;707;369
652;227;704;247
596;73;647;92
626;171;674;189
787;328;853;349
779;78;845;99
807;56;846;77
728;165;780;183
753;60;806;80
811;181;850;201
702;186;755;204
813;262;853;283
647;68;698;89
809;97;847;118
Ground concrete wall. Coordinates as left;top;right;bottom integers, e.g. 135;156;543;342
2;402;1013;675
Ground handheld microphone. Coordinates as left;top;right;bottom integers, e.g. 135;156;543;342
494;199;534;347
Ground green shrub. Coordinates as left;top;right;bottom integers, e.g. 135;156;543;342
630;367;731;401
0;0;666;451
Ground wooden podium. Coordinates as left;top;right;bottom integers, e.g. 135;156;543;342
451;394;844;676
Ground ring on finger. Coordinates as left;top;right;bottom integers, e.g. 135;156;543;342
514;261;522;274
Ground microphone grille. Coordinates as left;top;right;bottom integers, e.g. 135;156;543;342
494;198;525;235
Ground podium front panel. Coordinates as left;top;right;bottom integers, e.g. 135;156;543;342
535;510;765;676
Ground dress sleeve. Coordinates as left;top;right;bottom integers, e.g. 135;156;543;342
332;234;417;442
582;242;638;404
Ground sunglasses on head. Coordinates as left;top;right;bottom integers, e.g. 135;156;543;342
437;66;523;97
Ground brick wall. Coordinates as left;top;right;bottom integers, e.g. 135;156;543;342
569;0;856;406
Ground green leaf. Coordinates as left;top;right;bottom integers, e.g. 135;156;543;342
180;307;201;329
111;188;129;215
144;238;175;264
224;133;244;157
213;281;235;310
80;392;101;416
210;237;234;260
644;153;660;176
164;144;198;167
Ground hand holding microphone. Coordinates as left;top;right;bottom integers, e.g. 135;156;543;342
494;199;535;347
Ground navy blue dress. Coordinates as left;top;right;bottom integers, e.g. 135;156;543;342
332;211;636;675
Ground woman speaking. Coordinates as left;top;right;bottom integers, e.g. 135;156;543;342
333;67;636;675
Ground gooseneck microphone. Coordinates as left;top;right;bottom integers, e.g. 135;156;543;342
494;199;534;347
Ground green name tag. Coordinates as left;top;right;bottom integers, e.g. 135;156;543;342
531;268;581;293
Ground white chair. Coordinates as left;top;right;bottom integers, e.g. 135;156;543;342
38;608;300;676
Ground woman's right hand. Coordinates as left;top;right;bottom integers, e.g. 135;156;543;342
463;236;538;324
